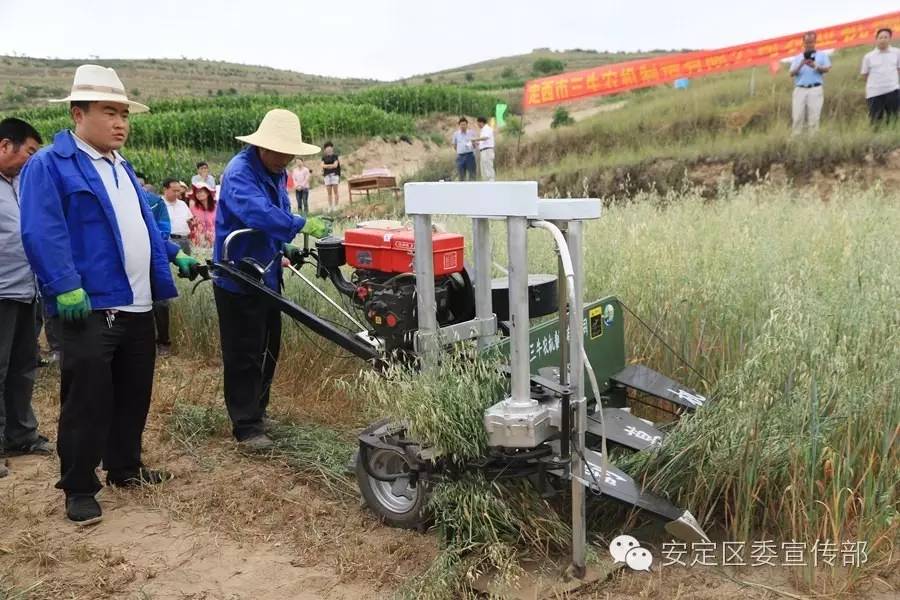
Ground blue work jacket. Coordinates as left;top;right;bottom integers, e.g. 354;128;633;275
19;130;179;315
213;146;305;294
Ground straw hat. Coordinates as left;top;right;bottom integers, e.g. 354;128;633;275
49;64;149;113
235;109;320;156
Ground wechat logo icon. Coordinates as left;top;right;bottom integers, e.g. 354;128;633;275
609;535;653;572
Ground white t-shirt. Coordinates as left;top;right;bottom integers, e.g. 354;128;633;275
861;47;900;99
479;124;495;150
164;199;193;236
72;133;152;313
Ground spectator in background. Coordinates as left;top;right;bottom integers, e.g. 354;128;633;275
191;161;216;188
471;116;496;181
861;28;900;125
144;181;174;356
291;158;311;214
176;181;188;202
789;32;832;135
0;118;52;479
162;179;193;254
321;142;340;213
189;182;216;248
452;117;476;180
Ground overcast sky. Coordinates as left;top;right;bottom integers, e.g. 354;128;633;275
1;1;895;80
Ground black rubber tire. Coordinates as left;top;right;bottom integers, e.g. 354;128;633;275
355;448;430;530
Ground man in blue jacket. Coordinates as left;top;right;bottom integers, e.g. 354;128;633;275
214;109;329;451
18;65;198;525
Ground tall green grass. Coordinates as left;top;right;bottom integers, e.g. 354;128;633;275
170;183;899;594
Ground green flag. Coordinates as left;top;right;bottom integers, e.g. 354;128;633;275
495;103;508;128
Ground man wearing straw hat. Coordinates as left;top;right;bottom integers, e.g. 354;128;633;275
214;109;329;451
18;65;199;525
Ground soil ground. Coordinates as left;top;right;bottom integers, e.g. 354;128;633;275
2;356;896;599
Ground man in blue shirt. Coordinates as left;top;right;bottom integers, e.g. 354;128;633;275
451;117;476;181
19;65;198;526
214;109;329;451
789;31;832;135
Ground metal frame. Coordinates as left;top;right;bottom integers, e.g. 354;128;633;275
404;183;598;577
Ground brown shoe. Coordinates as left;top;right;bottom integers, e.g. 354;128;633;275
238;434;275;452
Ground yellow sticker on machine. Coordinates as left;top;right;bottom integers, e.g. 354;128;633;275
588;306;603;339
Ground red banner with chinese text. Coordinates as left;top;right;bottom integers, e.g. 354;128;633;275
523;11;900;109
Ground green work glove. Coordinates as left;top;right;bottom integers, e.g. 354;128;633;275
173;250;199;279
300;216;331;239
57;288;92;322
282;243;303;267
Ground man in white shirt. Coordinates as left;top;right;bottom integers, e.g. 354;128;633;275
153;178;195;355
191;161;216;188
861;28;900;125
161;178;194;254
472;116;496;182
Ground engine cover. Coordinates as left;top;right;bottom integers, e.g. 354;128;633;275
343;226;465;276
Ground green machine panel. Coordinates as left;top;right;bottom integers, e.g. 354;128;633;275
489;296;626;398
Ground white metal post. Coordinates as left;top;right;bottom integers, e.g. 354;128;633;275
413;213;438;369
507;216;531;405
566;220;586;577
472;218;496;350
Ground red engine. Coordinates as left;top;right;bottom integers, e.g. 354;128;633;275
343;226;465;276
315;225;473;353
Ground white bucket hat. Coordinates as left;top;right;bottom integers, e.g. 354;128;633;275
235;109;321;156
49;64;149;113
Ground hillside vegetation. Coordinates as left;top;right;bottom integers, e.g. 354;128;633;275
493;46;900;197
0;56;380;110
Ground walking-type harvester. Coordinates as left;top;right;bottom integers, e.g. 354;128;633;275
210;182;709;575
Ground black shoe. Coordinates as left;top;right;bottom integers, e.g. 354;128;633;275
0;464;8;478
156;343;172;357
3;435;53;457
65;493;102;526
107;467;173;488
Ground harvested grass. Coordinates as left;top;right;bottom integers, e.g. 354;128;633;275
358;352;505;461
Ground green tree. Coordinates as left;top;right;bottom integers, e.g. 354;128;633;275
532;58;566;76
550;107;574;129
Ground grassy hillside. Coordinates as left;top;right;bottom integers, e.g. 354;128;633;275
402;48;671;86
0;56;375;110
4;85;501;185
0;48;666;112
413;45;900;198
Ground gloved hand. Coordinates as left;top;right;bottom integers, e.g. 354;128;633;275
300;216;331;239
57;288;92;322
282;243;303;267
173;250;200;279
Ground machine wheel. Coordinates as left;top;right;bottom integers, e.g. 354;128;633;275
355;445;431;530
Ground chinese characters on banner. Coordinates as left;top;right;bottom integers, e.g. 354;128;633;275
523;11;900;109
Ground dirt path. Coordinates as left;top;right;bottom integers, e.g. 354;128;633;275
523;100;627;136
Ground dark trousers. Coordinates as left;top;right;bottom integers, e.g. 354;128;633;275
295;188;309;214
153;238;191;345
868;89;900;124
57;311;156;494
456;152;476;181
0;299;39;450
35;297;61;353
213;285;281;441
153;300;171;345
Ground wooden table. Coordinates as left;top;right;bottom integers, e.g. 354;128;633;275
347;174;401;203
